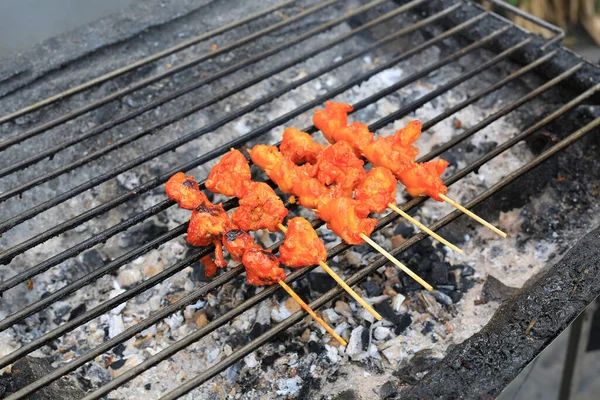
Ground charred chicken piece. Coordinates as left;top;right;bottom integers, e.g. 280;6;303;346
206;148;251;198
232;182;288;232
395;159;449;201
223;229;258;262
315;141;366;192
313;101;353;143
355;166;397;213
165;172;208;210
279;217;327;268
317;197;377;245
242;247;287;286
280;127;325;164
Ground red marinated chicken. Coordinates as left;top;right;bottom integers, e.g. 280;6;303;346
355;167;397;213
279;217;327;268
232;182;288;232
362;121;422;173
165;172;208;210
313;101;353;143
315;141;366;192
205;148;251;198
243;247;287;285
395;159;449;201
317;197;377;245
280;127;325;164
249;144;305;193
223;229;258;261
331;121;374;154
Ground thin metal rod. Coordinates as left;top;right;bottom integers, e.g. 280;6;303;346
155;117;600;400
0;0;298;121
10;82;593;400
0;0;400;180
0;9;486;248
0;0;427;193
0;0;341;151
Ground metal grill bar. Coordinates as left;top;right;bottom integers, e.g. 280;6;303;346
0;0;403;180
1;43;587;397
0;0;340;151
0;0;298;121
0;8;488;254
0;0;430;195
156;117;600;400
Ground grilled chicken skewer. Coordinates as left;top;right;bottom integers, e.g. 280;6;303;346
249;145;433;291
313;101;506;238
206;149;381;320
166;172;346;346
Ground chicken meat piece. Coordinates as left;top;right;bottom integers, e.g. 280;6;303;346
395;159;449;201
232;182;288;232
280;127;325;164
355;167;397;213
331;121;374;154
279;217;327;268
313;101;353;143
223;229;258;262
317;197;377;245
243;248;287;286
201;254;219;278
291;178;331;210
249;144;304;193
187;201;234;249
315;141;366;191
165;172;208;210
206;148;251;198
361;121;422;172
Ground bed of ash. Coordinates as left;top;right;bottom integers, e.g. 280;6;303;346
1;1;598;399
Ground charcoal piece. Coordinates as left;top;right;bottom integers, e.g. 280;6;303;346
10;357;85;400
461;265;475;276
421;321;434;335
394;223;414;238
119;220;169;248
380;380;399;399
430;262;449;285
248;323;269;342
189;259;209;283
334;389;359;400
68;303;87;321
308;272;336;294
375;301;412;335
109;359;126;370
395;349;442;383
449;290;463;303
481;275;519;302
307;340;326;355
0;374;12;397
145;383;152;390
81;249;105;269
362;280;383;297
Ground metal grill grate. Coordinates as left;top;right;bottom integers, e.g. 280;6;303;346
0;0;598;398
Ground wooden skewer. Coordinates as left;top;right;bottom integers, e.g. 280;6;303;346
359;233;433;291
438;194;507;238
278;280;347;346
278;224;382;321
387;203;463;254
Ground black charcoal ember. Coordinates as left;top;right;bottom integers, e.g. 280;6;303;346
482;275;519;302
430;262;449;285
67;303;87;321
430;290;453;306
375;301;412;334
189;259;209;282
307;340;326;355
380;380;399;399
421;321;434;335
119;219;169;248
394;223;414;238
396;349;441;377
0;374;12;397
334;389;359;400
10;357;85;400
109;359;126;370
145;383;152;390
81;249;105;269
308;272;336;294
362;280;383;297
461;265;475;276
449;290;463;303
113;343;126;358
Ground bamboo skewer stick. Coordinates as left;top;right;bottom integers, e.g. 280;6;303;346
278;280;347;346
438;193;507;238
386;203;463;254
359;233;433;291
278;223;382;321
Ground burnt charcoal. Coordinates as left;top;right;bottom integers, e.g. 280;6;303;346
113;343;126;358
380;380;399;399
81;249;105;269
109;359;126;370
189;259;209;282
68;303;86;321
227;332;246;348
478;141;498;154
307;340;326;355
260;353;279;370
0;373;12;397
449;290;463;303
145;383;152;390
375;301;412;334
460;276;475;293
465;143;476;152
421;320;434;335
249;322;270;342
490;246;503;259
334;389;359;400
431;290;453;306
394;223;414;238
461;265;475;276
10;357;85;400
428;252;440;263
361;327;370;349
308;272;336;294
482;275;519;302
430;262;449;285
362;280;383;297
119;220;169;248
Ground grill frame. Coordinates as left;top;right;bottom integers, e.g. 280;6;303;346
0;0;599;398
